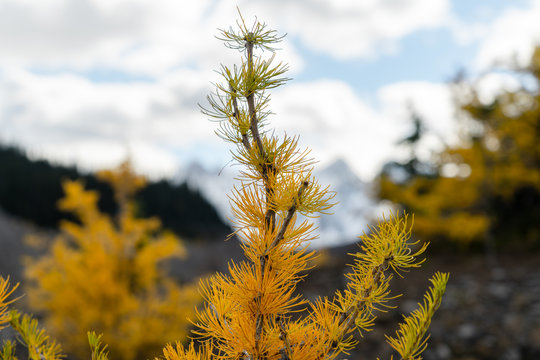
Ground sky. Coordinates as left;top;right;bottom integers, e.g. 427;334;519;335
1;0;540;181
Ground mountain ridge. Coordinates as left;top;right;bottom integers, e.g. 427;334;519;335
176;157;391;248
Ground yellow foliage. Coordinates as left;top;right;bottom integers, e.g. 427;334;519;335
386;272;449;360
1;13;450;360
24;162;200;360
0;276;19;330
88;332;110;360
9;310;64;360
379;48;540;245
158;12;448;360
1;276;65;360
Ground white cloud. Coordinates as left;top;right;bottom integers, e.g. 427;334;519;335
0;0;304;76
0;0;452;76
270;79;454;180
239;0;451;60
472;72;523;105
1;62;454;182
377;81;456;162
447;16;489;47
0;68;230;176
0;0;146;68
474;0;540;70
271;80;387;179
0;0;473;181
377;81;455;137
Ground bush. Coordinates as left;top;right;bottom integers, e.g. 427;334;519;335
23;162;200;360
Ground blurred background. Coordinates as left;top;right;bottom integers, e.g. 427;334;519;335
1;0;539;359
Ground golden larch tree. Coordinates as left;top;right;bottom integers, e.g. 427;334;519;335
378;47;540;249
158;12;449;360
0;13;450;360
24;161;200;360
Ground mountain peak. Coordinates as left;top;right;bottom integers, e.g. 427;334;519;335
318;158;364;188
321;158;352;173
179;158;386;248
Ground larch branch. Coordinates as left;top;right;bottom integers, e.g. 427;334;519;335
271;181;309;249
245;36;276;234
230;82;251;151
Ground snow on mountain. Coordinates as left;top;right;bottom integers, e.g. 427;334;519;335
310;159;378;247
176;158;391;248
175;162;237;223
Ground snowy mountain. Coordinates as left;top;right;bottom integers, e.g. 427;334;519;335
176;162;237;223
310;159;381;247
176;158;390;248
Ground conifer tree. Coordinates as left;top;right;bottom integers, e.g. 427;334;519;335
24;162;200;360
0;13;450;360
158;13;449;360
378;47;540;249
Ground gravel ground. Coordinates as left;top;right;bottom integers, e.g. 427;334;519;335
2;208;539;359
298;246;540;360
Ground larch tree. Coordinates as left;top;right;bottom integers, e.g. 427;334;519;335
158;12;449;360
378;47;540;250
0;12;450;360
23;161;200;360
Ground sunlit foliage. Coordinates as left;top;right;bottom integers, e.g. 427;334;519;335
88;331;110;360
8;310;64;360
379;47;540;248
0;277;18;331
386;272;449;359
24;162;200;360
1;276;64;360
0;12;451;360
158;12;448;360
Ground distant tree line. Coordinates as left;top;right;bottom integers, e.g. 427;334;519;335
0;144;230;240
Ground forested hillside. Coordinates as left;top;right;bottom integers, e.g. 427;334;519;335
0;144;230;240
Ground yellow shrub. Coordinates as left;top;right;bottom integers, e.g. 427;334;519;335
24;162;200;360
